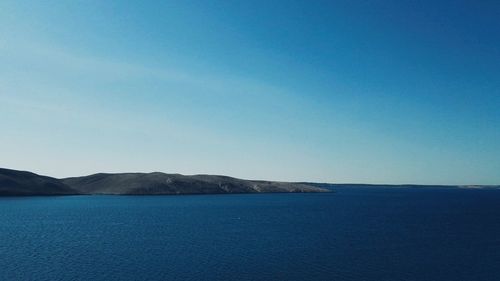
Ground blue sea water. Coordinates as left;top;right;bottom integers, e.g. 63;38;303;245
0;188;499;281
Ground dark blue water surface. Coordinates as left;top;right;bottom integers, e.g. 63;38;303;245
1;188;499;281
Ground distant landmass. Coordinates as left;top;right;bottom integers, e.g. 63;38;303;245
304;182;500;190
0;168;327;196
1;168;498;196
62;172;328;195
0;168;78;196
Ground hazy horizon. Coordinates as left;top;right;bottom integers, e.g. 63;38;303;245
1;1;499;185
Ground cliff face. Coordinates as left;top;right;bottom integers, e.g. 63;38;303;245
62;172;329;195
0;168;79;196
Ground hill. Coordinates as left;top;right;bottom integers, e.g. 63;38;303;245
62;172;328;195
0;168;79;196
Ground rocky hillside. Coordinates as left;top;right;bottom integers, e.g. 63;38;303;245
0;168;79;196
62;172;328;195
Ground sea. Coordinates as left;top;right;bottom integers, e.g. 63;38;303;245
0;187;499;281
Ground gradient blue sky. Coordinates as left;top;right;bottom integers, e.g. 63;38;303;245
1;1;499;184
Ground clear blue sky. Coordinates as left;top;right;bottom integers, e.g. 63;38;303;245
1;1;499;184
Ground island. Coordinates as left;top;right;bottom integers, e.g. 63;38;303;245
2;167;498;196
0;168;328;196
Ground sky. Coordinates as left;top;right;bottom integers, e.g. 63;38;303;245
0;1;499;184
